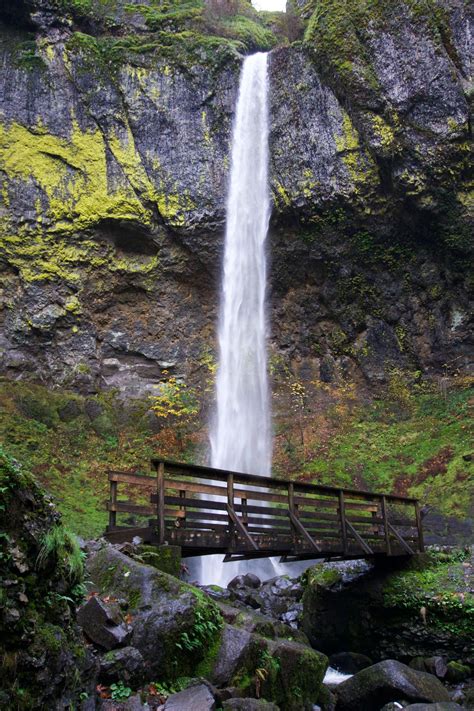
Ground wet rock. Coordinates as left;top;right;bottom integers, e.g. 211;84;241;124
99;646;145;685
228;574;261;590
402;704;463;710
100;695;147;711
222;700;280;710
315;683;337;711
424;657;448;679
329;651;373;674
77;596;131;650
264;638;328;711
216;602;308;644
210;625;263;687
445;661;471;683
85;546;233;683
164;682;216;710
335;660;451;711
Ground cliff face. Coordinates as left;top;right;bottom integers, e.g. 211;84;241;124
0;0;472;397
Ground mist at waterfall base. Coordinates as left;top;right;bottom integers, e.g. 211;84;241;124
184;53;312;588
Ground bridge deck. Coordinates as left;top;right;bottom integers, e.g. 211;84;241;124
104;459;424;560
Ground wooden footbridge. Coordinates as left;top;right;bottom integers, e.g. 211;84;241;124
104;459;424;560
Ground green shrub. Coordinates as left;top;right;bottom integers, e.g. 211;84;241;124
37;525;84;585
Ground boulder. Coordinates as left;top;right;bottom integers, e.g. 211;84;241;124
164;682;216;710
77;596;131;650
210;625;264;687
100;695;146;710
86;545;223;679
316;683;337;711
445;661;471;683
329;651;373;674
263;639;328;711
99;646;145;685
335;660;451;711
222;700;280;710
216;602;308;644
228;575;261;591
424;657;448;679
403;705;463;710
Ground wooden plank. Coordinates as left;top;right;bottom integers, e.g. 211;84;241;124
163;479;380;512
107;501;154;516
104;526;153;544
109;471;156;486
161;500;385;528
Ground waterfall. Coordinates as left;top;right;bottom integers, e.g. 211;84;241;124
211;52;272;472
200;52;280;586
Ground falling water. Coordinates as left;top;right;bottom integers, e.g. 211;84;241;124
200;52;279;586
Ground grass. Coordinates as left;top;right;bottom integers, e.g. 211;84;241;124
37;525;84;583
300;385;473;517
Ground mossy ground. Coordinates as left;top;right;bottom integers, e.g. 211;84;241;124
382;549;474;637
274;379;473;521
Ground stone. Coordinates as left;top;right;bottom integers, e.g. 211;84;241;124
403;705;463;710
264;639;328;711
424;657;447;679
58;399;82;422
77;596;131;651
99;646;145;685
210;625;261;687
445;661;471;683
316;683;337;711
222;700;280;710
329;651;373;674
163;683;216;710
335;660;451;711
100;695;147;711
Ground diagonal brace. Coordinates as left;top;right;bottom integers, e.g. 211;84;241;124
288;510;322;553
345;519;373;555
227;504;259;551
387;522;414;554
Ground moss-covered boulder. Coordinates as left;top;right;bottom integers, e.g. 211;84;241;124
86;543;224;680
0;448;91;710
334;659;451;710
302;553;474;665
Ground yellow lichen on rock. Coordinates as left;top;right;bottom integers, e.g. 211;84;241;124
0;119;151;233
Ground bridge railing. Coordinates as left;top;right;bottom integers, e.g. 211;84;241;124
105;459;424;559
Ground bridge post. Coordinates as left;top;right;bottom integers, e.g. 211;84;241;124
381;495;391;555
415;501;425;553
156;461;165;545
227;472;235;548
338;490;348;555
108;479;117;531
288;482;296;548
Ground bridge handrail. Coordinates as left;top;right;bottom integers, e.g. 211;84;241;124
150;458;419;503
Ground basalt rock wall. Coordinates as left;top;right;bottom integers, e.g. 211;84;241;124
0;0;472;397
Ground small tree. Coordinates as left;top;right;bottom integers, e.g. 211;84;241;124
150;374;200;450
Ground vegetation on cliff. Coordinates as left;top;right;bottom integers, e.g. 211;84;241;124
0;449;89;710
